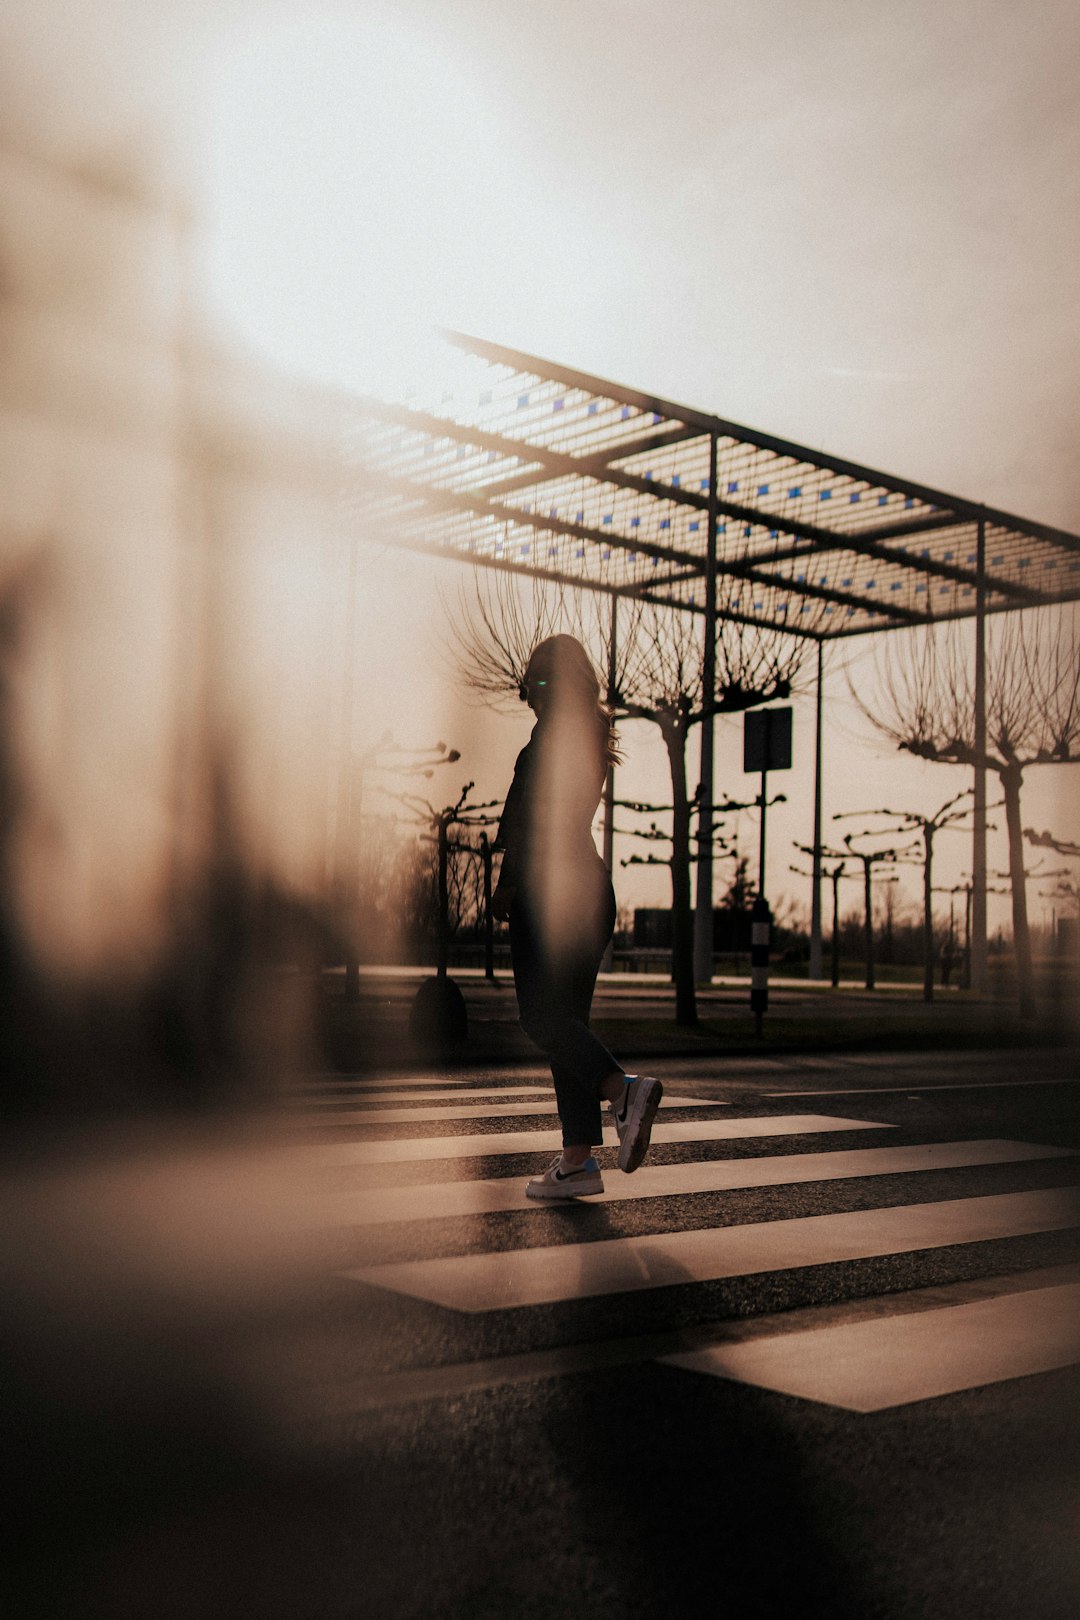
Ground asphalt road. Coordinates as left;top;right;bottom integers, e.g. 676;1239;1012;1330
4;1046;1079;1618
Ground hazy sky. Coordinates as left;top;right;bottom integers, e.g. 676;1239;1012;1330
8;0;1076;517
5;0;1079;932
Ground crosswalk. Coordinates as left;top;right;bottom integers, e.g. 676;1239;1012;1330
661;1279;1080;1412
343;1188;1080;1311
310;1140;1065;1228
294;1094;717;1126
300;1113;885;1165
292;1072;1080;1414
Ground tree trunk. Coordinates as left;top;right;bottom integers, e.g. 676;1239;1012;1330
661;717;697;1026
999;762;1036;1018
923;826;934;1003
480;833;494;981
437;817;450;978
343;762;363;1003
863;860;875;991
962;884;972;990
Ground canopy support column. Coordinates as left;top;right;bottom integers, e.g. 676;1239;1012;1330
694;429;720;983
334;535;361;1002
601;592;618;972
971;514;988;991
809;639;825;979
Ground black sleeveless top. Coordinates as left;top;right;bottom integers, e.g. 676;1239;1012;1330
494;703;608;893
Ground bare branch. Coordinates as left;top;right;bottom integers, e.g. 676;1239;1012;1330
852;605;1080;774
1024;826;1080;859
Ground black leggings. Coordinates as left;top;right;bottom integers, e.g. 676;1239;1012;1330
509;863;619;1148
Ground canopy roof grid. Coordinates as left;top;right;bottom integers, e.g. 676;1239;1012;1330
346;331;1080;641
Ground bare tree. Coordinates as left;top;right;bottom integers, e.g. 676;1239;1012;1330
792;856;851;987
1024;828;1080;960
378;781;502;974
444;572;807;1024
932;881;973;987
802;834;905;990
338;734;460;997
835;792;976;1002
618;792;781;985
616;795;731;983
611;598;803;1022
854;606;1080;1017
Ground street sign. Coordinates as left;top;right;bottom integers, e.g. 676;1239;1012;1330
744;707;793;909
743;707;792;774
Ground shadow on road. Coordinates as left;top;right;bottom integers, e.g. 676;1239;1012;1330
423;1200;875;1619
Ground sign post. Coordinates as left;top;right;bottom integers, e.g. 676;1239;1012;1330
743;707;792;901
743;708;793;1035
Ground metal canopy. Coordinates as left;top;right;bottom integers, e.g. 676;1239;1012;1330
349;330;1080;638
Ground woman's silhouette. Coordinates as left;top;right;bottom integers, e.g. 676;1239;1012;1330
491;634;663;1198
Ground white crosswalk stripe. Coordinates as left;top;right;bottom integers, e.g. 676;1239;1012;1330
766;1079;1080;1097
294;1087;554;1109
285;1080;1080;1411
660;1279;1080;1411
310;1140;1074;1227
294;1094;718;1126
289;1075;551;1093
343;1188;1080;1312
299;1112;887;1165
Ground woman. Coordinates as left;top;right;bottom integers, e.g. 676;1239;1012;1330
491;634;663;1199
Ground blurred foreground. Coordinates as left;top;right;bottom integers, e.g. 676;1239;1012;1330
3;1043;1079;1618
2;89;1078;1620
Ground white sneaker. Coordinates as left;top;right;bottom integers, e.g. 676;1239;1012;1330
611;1075;663;1172
526;1155;605;1200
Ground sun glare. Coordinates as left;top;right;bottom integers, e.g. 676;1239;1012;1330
195;12;511;399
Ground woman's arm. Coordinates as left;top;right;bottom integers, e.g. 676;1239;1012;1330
491;739;533;899
490;879;515;922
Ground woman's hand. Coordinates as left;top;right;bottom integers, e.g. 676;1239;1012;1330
490;883;515;923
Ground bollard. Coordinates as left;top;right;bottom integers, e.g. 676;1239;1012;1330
751;895;771;1037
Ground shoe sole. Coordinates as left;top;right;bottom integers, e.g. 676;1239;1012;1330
525;1182;605;1200
618;1079;663;1173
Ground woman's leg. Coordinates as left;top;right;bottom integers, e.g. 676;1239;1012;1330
557;876;626;1158
510;875;621;1155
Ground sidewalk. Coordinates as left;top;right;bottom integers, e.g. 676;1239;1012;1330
316;965;1079;1073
